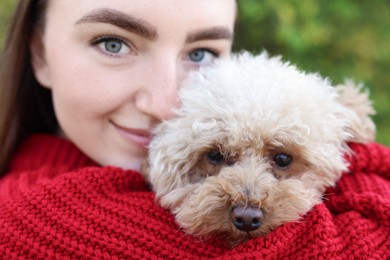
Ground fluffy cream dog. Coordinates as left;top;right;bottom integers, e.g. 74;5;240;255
143;52;375;245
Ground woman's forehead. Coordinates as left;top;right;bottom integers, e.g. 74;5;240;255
45;0;237;31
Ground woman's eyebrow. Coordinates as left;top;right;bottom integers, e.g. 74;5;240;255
186;27;233;43
75;8;157;41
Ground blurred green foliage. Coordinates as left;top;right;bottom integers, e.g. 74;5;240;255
0;0;389;145
0;0;14;49
234;0;390;145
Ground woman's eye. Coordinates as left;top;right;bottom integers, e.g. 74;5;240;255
188;49;217;65
103;39;123;53
92;36;131;56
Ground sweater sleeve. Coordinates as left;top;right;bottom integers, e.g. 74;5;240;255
0;138;389;259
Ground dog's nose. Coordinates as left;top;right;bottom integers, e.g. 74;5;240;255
231;206;263;232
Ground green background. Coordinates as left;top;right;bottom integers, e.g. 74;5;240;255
1;0;389;145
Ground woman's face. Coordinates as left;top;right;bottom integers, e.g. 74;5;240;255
31;0;236;171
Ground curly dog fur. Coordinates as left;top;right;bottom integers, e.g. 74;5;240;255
142;52;375;246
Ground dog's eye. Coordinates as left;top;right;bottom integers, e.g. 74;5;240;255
273;153;293;169
207;151;225;165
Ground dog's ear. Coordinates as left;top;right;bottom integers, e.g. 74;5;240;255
335;80;376;143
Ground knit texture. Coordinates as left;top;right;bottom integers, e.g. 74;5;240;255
0;135;389;259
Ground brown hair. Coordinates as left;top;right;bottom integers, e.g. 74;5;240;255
0;0;56;175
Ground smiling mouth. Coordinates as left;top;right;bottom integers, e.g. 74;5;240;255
111;121;152;148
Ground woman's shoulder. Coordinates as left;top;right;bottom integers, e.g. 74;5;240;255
7;134;96;173
0;134;97;194
0;134;147;198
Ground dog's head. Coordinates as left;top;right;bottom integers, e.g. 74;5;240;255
145;52;375;245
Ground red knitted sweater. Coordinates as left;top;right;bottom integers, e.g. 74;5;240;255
0;135;389;259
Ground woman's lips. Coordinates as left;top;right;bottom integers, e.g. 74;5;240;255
111;122;152;148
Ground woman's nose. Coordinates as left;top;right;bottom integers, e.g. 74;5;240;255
135;58;181;120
